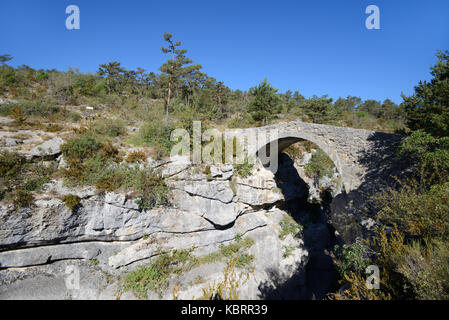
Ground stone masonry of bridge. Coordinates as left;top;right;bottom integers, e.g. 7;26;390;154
234;121;403;193
232;120;407;241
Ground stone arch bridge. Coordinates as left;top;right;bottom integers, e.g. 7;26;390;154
231;121;406;241
232;120;404;194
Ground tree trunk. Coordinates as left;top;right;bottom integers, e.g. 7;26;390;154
165;81;171;125
218;96;222;117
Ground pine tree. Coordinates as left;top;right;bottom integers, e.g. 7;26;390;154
159;33;201;124
0;54;13;66
97;61;125;94
302;95;333;123
214;81;230;117
402;50;449;137
247;78;280;125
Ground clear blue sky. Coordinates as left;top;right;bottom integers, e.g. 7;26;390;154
1;0;448;103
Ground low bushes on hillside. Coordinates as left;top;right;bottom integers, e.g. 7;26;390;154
397;131;449;183
61;132;170;209
375;180;449;239
132;120;175;159
331;177;449;300
0;102;81;123
0;151;56;208
89;118;127;138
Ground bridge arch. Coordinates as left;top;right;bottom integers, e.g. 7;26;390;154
255;132;344;179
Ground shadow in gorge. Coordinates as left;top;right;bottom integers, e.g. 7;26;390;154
257;131;411;299
328;131;409;243
258;152;340;300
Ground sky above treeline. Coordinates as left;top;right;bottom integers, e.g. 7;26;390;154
1;0;448;104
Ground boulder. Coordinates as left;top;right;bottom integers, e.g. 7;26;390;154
31;137;64;157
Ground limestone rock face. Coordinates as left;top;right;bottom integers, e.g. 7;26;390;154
0;194;216;252
180;180;235;204
210;164;233;179
234;169;284;206
0;154;317;299
5;138;22;147
0;158;287;259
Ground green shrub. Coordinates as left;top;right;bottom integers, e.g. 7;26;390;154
0;151;55;206
91;164;170;209
0;101;81;123
43;124;63;132
124;249;194;298
375;180;449;240
392;239;449;300
371;227;449;300
90;118;126;138
11;106;27;123
10;188;34;208
67;111;82;122
334;178;449;300
283;141;314;161
333;239;371;278
132;169;170;209
125;150;147;163
234;253;254;269
227;114;254;129
304;149;334;179
22;163;54;192
219;237;255;268
63;133;120;161
279;215;303;240
124;263;169;299
61;134;170;208
397;131;449;183
283;145;303;162
20;102;60;117
62;194;81;210
63;141;170;209
0;151;25;179
198;256;248;300
136;120;174;159
61;134;121;185
194;251;222;266
61;135;104;161
89;259;99;266
234;159;253;178
282;245;295;258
